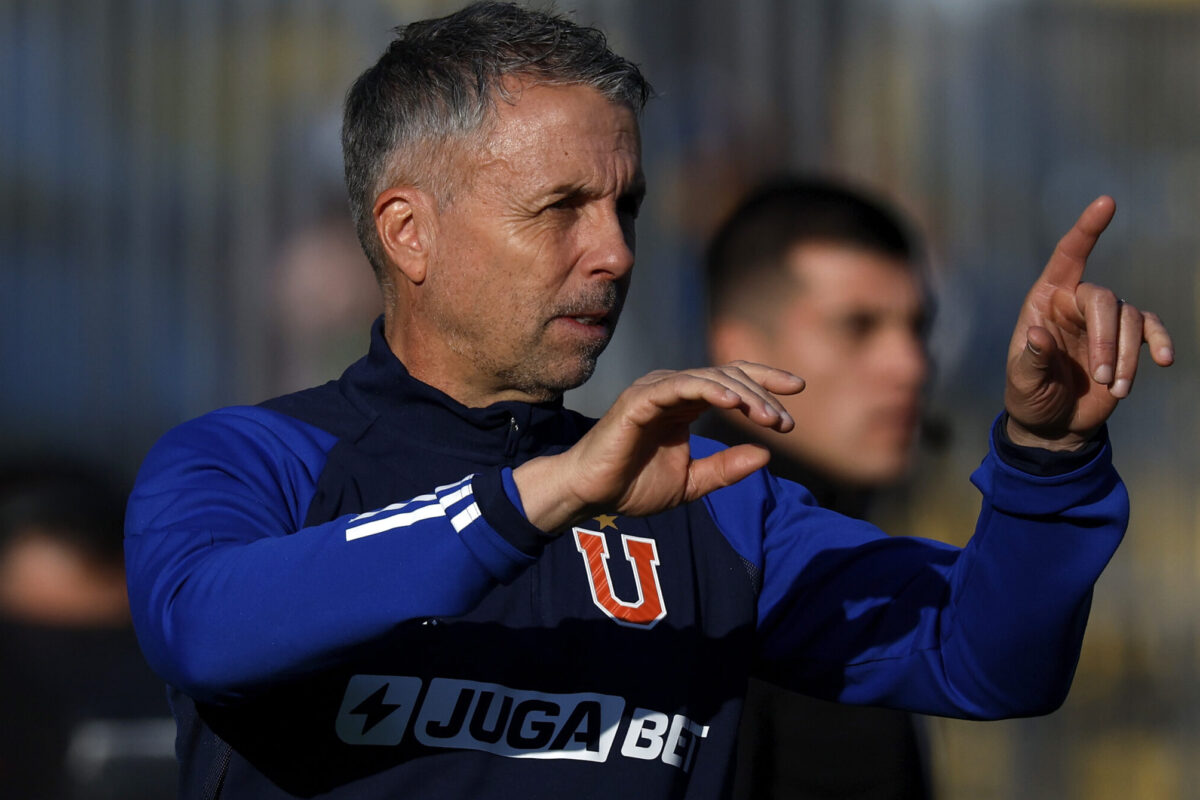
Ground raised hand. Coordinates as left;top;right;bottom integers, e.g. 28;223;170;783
1005;196;1174;450
514;362;804;532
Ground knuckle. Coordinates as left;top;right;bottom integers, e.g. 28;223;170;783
726;365;750;382
1080;283;1115;303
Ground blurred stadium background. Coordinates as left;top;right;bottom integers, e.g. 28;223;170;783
1;1;1196;797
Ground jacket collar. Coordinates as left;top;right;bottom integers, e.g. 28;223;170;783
338;317;588;463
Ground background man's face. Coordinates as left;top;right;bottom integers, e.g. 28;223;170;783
734;243;930;486
416;81;644;404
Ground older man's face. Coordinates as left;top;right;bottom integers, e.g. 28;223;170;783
413;82;644;405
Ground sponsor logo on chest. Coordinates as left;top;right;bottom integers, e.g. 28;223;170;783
335;675;709;772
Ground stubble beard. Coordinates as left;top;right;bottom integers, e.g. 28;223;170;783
486;282;625;402
501;286;624;400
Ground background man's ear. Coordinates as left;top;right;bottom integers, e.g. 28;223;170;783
374;187;435;284
708;317;773;366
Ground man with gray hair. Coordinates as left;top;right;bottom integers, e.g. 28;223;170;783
124;3;1173;799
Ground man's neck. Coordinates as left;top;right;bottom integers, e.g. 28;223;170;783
700;413;875;519
383;321;558;409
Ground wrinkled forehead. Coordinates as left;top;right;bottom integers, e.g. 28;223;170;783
470;81;642;190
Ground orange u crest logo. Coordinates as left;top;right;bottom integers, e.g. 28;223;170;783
573;528;667;629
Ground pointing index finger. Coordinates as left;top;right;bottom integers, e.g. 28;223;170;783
1040;196;1116;289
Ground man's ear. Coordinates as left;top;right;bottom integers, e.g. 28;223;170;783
374;186;435;285
708;316;773;366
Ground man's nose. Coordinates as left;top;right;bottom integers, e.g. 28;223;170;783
883;328;930;387
581;203;635;279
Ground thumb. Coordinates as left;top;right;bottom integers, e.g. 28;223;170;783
685;444;771;501
1011;326;1059;383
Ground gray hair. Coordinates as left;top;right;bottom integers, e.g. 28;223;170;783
342;1;651;279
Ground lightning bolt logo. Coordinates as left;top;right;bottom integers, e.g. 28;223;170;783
335;674;423;746
351;682;402;734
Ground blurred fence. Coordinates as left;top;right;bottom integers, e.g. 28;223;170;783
1;1;1197;797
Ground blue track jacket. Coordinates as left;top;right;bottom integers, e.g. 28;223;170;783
125;320;1128;799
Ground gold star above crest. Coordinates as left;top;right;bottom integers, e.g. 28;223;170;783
593;514;619;530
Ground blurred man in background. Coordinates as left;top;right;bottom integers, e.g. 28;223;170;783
0;460;174;800
705;178;934;799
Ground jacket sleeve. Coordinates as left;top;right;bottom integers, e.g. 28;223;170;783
124;406;543;706
699;420;1128;720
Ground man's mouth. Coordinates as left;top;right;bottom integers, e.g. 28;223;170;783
871;403;921;436
567;313;608;326
553;283;624;334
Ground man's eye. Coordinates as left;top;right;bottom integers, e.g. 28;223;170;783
842;314;879;340
546;195;581;212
